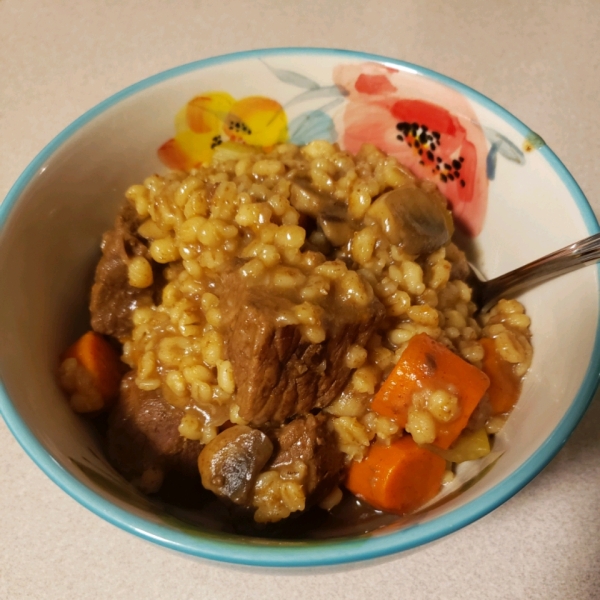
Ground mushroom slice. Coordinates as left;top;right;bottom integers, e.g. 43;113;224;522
318;202;355;247
366;186;454;255
289;176;323;217
290;177;355;247
198;425;274;505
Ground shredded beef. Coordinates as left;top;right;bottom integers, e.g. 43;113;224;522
107;372;202;491
270;414;345;506
90;203;161;340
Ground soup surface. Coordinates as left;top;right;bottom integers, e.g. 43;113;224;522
58;140;532;531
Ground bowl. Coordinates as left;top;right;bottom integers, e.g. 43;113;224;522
1;48;599;568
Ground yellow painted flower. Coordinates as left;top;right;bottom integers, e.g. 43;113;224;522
158;91;288;170
223;97;288;147
178;92;235;134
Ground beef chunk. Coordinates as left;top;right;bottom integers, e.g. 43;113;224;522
270;414;345;506
90;203;159;340
221;273;385;427
107;371;202;492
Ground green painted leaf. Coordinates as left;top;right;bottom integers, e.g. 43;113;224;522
289;110;336;145
484;127;525;164
261;61;319;90
524;131;546;151
286;85;347;109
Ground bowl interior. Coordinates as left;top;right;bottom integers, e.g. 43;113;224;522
0;49;598;567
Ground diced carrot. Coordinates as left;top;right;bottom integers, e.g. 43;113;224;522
480;338;521;415
345;436;446;514
371;333;490;449
62;331;123;403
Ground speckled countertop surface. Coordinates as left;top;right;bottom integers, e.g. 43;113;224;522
1;1;600;598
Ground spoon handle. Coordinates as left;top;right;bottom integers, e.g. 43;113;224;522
478;232;600;310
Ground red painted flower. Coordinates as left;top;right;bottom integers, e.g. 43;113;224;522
333;63;489;236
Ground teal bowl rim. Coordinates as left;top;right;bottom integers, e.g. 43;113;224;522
1;47;599;568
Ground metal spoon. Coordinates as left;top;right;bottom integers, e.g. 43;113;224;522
469;233;600;313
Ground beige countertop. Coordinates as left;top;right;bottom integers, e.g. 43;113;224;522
1;1;600;598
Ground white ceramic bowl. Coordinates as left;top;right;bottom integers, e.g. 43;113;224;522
1;48;598;568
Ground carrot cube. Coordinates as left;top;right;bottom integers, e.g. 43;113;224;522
371;333;490;449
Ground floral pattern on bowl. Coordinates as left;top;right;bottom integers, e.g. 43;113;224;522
158;60;528;237
158;92;288;170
